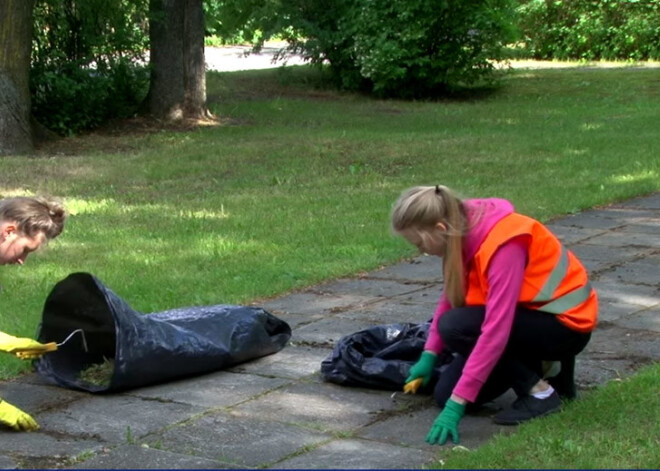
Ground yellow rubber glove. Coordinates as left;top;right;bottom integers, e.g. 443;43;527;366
0;331;57;360
406;351;437;387
0;400;39;431
403;377;424;394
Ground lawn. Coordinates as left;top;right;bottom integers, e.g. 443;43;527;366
439;362;660;468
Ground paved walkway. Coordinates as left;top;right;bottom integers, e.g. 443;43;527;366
1;193;658;469
202;44;660;73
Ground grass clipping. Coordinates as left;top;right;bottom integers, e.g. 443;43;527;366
79;357;114;387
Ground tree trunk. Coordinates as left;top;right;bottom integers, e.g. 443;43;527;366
145;0;208;120
0;0;34;155
182;0;206;118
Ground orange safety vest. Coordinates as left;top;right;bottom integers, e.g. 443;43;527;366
465;213;598;333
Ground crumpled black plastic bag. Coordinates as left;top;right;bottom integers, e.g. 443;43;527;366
320;322;453;392
34;272;291;393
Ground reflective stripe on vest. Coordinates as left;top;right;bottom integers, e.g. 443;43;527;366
533;246;569;303
532;246;593;314
537;281;594;314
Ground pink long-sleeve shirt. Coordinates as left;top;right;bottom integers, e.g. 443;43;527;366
425;198;530;403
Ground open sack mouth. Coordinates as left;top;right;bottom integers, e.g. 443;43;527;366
35;272;291;393
321;322;453;392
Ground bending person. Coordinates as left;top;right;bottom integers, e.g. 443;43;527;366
393;185;597;445
0;197;66;431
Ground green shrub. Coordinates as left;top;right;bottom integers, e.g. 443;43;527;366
30;0;149;135
348;0;518;97
216;0;518;97
517;0;660;60
30;61;149;136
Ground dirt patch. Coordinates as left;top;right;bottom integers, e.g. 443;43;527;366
33;114;233;157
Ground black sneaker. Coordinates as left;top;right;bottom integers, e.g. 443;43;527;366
493;391;562;425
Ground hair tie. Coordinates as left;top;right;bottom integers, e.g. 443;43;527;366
435;185;442;195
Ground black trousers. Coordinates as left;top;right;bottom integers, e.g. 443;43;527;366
433;306;591;407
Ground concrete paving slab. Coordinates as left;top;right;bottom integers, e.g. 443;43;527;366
35;395;206;443
554;207;659;223
0;456;17;469
143;410;331;468
576;356;648;390
227;345;330;379
591;278;659;307
68;445;235;469
568;244;649;273
616;193;660;209
583;324;660;363
266;311;326;329
291;316;389;347
597;256;660;287
357;398;515;451
583;230;660;248
366;255;442;282
0;431;103;463
613;305;660;333
544;225;611;245
315;278;429;298
260;291;373;316
272;438;438;469
337;299;434;325
232;381;401;433
597;299;651;323
393;284;442;306
127;370;291;408
546;213;624;230
618;220;660;234
0;380;87;413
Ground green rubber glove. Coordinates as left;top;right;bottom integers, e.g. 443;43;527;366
406;351;437;386
0;400;39;431
426;398;465;445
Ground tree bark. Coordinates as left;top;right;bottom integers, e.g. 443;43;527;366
0;0;34;155
145;0;208;120
182;0;207;118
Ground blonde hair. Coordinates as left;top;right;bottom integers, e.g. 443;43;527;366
0;197;66;240
391;185;467;307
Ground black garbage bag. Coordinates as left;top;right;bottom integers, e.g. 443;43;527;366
34;272;291;393
320;322;453;392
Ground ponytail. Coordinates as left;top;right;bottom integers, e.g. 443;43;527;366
391;185;467;307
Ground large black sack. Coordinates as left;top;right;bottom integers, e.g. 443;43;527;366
320;322;452;392
34;272;291;393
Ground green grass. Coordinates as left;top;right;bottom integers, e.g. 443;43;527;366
438;362;660;468
0;64;658;384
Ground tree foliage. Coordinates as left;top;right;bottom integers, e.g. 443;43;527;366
209;0;518;97
516;0;660;60
31;0;150;135
348;0;518;97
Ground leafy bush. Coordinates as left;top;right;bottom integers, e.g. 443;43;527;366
213;0;518;98
517;0;660;60
30;0;150;135
203;0;266;45
30;61;149;136
348;0;518;97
